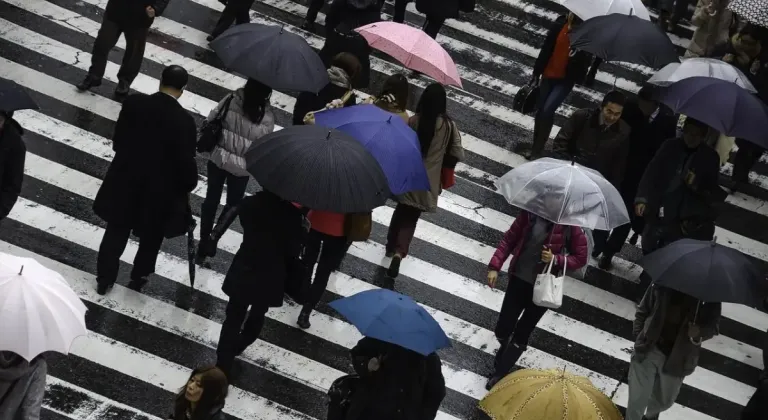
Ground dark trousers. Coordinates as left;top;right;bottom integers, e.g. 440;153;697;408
200;161;249;241
732;138;763;185
386;203;422;257
393;0;445;39
303;230;351;310
216;296;270;370
493;276;548;373
211;0;255;38
306;0;325;24
88;19;148;85
531;78;573;156
741;378;768;420
96;222;164;286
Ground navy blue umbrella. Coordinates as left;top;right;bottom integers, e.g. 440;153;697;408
0;77;38;113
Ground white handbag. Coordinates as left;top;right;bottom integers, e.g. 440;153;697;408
532;256;566;309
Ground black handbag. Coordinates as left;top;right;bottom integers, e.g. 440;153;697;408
326;374;361;420
512;81;540;115
197;94;234;153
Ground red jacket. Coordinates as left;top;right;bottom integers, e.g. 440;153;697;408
488;211;588;274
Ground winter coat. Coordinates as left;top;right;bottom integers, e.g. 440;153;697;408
319;27;374;89
104;0;169;29
325;0;383;33
533;16;602;85
169;404;226;420
633;285;720;377
221;191;307;308
345;337;445;420
293;67;358;125
397;115;464;212
0;352;46;420
208;89;275;178
551;107;631;187
685;0;732;58
93;92;198;239
488;211;588;278
0;118;25;221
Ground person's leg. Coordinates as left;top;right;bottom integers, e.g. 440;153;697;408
732;139;762;188
201;162;227;245
592;229;609;258
531;81;572;158
670;0;689;27
129;230;165;290
95;222;132;293
641;223;664;255
422;16;445;39
625;350;662;420
386;203;406;256
234;0;254;24
79;19;122;90
115;26;149;94
299;235;350;328
387;204;422;278
216;296;250;374
238;303;270;353
210;3;240;39
644;362;684;419
492;278;532;370
393;0;409;23
601;222;632;269
303;0;326;28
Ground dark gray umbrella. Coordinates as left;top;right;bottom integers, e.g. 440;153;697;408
245;125;390;213
569;14;679;69
639;238;766;306
211;23;329;94
0;77;38;113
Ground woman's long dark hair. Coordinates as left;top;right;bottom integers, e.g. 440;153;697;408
173;366;228;420
242;78;272;124
415;83;448;157
378;74;409;110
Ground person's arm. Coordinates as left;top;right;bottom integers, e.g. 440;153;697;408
532;18;565;80
150;0;170;16
0;139;25;220
177;117;200;193
632;286;656;338
551;109;587;160
554;226;588;270
489;214;526;272
421;354;446;420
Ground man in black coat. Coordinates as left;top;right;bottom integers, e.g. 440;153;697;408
0;112;25;222
93;65;198;295
77;0;169;96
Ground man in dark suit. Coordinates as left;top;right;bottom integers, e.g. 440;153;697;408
77;0;170;96
93;65;198;295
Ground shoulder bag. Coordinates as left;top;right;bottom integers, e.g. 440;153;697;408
197;94;234;153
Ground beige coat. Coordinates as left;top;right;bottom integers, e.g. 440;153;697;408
685;0;732;58
397;115;464;212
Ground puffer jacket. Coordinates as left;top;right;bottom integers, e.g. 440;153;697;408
209;89;275;177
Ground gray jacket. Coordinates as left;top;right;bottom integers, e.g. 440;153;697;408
209;89;275;177
0;352;47;420
633;285;720;377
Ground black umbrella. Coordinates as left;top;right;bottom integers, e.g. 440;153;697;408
245;125;390;213
0;77;38;113
211;23;329;94
639;238;766;307
569;14;680;69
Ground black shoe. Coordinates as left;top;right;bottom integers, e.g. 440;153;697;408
493;338;508;371
297;308;311;329
598;254;613;270
591;249;602;259
77;75;101;91
206;34;215;42
95;281;112;296
300;21;315;31
128;275;149;291
387;255;402;278
385;250;395;258
486;374;503;390
115;80;130;96
628;233;639;246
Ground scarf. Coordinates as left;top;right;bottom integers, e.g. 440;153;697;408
327;66;352;90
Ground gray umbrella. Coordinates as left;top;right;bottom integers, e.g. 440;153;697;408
648;58;757;93
211;23;329;93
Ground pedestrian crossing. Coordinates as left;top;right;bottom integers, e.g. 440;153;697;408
1;0;766;419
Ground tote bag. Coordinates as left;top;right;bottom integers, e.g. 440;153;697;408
532;257;565;309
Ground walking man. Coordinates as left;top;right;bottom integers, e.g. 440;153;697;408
93;65;198;295
77;0;170;95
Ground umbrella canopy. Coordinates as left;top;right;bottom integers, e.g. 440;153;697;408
0;77;38;113
728;0;768;28
211;23;329;94
313;104;430;195
495;158;629;230
0;253;88;361
329;289;451;355
569;14;680;69
652;76;768;148
648;58;757;93
555;0;650;21
639;238;766;306
355;22;462;88
245;125;390;213
480;368;623;420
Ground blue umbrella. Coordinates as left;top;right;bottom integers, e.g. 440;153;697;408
329;289;451;355
313;105;430;195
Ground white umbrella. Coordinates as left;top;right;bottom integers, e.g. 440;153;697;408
495;158;630;230
648;58;758;93
555;0;651;21
0;253;88;361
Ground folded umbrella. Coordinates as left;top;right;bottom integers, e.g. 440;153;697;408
569;14;679;69
648;58;757;93
313;104;430;194
496;158;629;230
245;125;390;213
329;289;451;355
639;238;766;307
211;23;329;94
652;76;768;148
0;252;88;361
0;77;38;113
355;22;462;88
555;0;650;21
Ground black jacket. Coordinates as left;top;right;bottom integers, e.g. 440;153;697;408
293;83;357;125
0;118;25;221
105;0;170;28
93;92;198;238
533;16;601;85
169;404;226;420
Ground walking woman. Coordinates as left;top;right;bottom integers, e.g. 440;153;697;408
197;79;274;266
293;53;361;125
366;73;410;122
485;210;588;389
385;83;464;278
170;366;228;420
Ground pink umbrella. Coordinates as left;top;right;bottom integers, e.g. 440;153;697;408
355;22;463;88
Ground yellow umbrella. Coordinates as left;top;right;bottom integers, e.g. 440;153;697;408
479;368;623;420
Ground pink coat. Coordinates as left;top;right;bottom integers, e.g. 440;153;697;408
488;211;589;274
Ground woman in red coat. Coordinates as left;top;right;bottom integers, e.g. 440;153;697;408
485;210;588;389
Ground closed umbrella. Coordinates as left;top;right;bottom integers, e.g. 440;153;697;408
0;77;38;113
245;125;390;213
555;0;650;21
0;253;88;361
648;58;757;93
495;158;629;230
727;0;768;28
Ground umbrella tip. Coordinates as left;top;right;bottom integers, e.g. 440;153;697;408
711;236;717;246
387;115;392;123
326;131;331;140
629;7;633;16
18;265;23;275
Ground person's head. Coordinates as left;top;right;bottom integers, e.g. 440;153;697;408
736;25;763;54
174;367;228;420
681;117;709;148
600;90;626;126
160;65;189;99
415;83;448;156
636;85;658;116
331;52;362;86
242;78;272;124
378;73;409;110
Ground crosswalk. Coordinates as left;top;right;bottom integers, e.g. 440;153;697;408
2;0;766;418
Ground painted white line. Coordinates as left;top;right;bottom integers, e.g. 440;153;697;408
44;376;164;420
